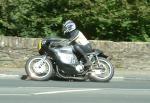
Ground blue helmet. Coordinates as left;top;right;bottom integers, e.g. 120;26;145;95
63;20;76;34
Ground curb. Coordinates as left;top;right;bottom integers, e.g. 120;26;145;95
112;76;150;81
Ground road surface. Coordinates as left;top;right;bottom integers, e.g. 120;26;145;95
0;74;150;103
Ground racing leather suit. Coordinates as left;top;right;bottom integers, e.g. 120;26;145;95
66;29;92;66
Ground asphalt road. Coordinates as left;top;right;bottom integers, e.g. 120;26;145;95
0;75;150;103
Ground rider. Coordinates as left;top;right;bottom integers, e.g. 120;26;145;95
63;20;92;67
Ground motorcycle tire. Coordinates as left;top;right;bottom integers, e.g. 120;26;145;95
25;55;54;81
88;57;114;82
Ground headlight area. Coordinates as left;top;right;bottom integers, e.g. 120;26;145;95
41;39;47;45
38;39;48;50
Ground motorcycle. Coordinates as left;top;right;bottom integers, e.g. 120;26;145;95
25;38;114;82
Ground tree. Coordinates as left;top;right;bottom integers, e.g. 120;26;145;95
0;0;149;41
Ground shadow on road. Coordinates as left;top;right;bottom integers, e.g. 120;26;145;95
20;75;87;82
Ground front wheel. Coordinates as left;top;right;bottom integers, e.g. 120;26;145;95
88;57;114;82
25;55;54;81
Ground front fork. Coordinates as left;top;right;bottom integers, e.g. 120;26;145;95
87;54;100;71
95;55;101;68
33;55;47;70
32;55;48;74
88;54;101;67
38;55;47;67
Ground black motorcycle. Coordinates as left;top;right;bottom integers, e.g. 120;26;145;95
25;38;114;82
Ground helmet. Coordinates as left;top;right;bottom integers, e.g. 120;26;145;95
63;20;76;34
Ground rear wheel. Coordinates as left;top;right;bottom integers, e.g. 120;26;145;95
88;57;114;82
25;55;54;81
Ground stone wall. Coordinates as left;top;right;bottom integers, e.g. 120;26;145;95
0;36;40;68
91;41;150;70
0;36;150;70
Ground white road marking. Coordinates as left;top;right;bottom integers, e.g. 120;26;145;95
0;87;150;96
113;77;124;79
112;77;124;81
33;89;100;95
17;87;150;91
0;74;19;77
0;94;29;96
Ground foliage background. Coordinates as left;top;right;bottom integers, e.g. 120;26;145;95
0;0;150;41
